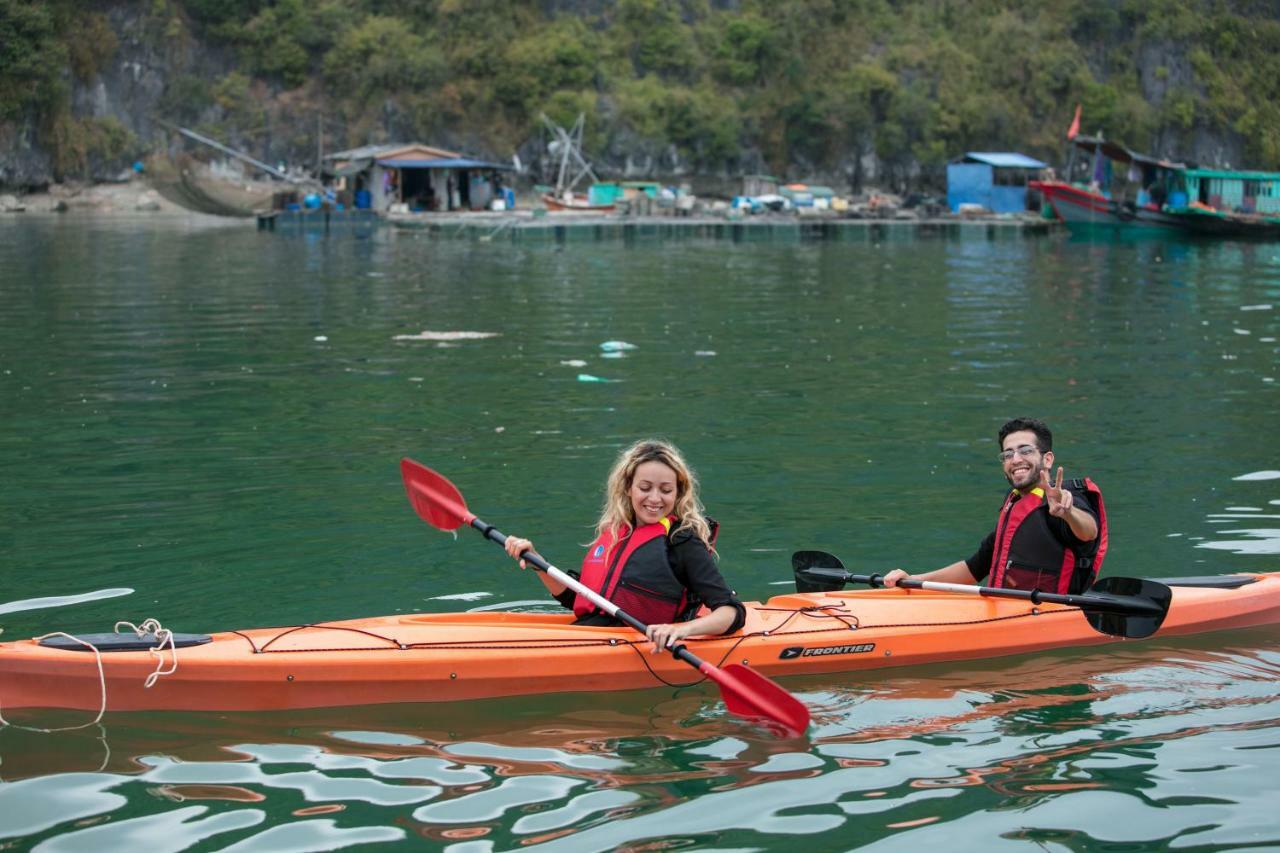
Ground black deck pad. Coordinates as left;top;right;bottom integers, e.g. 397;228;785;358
1153;575;1258;590
38;632;213;652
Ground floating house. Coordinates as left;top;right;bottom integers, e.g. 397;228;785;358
322;143;514;213
585;181;661;206
742;175;780;197
781;183;837;209
947;152;1047;213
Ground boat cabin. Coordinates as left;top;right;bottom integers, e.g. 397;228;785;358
1063;135;1186;208
1179;168;1280;215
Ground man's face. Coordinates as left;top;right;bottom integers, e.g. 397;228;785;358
1000;429;1054;491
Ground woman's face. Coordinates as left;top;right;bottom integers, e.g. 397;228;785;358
628;460;679;526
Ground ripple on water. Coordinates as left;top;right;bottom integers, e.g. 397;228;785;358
0;588;133;616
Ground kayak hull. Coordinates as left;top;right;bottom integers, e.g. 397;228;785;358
3;573;1278;713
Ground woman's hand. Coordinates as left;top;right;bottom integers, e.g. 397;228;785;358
881;568;910;587
504;536;536;569
645;622;690;654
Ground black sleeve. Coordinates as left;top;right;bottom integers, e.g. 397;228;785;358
552;587;576;610
1049;488;1099;552
964;530;997;583
671;537;746;634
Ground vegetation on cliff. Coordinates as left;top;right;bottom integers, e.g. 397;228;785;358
3;0;1280;186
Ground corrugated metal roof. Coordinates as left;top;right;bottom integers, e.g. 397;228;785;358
962;152;1048;169
325;143;462;161
376;157;514;170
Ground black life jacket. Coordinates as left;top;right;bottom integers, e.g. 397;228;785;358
989;478;1108;595
575;516;715;625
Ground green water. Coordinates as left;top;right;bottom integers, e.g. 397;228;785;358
1;217;1278;850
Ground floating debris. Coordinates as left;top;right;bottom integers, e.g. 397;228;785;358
577;373;619;383
1235;470;1280;480
314;335;328;342
1241;304;1272;311
695;350;717;357
393;331;500;341
600;351;625;359
600;340;637;352
560;359;588;367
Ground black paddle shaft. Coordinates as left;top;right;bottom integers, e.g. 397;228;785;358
791;550;1172;640
891;575;1169;616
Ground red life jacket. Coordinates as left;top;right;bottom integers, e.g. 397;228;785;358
575;516;701;625
989;478;1108;595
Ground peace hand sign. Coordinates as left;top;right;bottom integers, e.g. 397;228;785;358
1040;466;1074;518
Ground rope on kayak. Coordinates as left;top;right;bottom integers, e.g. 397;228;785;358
754;603;1057;634
0;631;107;732
115;618;178;688
0;618;178;733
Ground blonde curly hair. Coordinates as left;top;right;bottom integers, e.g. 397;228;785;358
594;439;714;550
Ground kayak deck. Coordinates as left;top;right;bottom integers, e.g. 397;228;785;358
2;572;1278;713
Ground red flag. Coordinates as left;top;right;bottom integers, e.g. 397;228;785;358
1067;104;1081;140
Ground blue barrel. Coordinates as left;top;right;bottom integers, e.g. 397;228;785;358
1168;191;1188;208
354;189;371;210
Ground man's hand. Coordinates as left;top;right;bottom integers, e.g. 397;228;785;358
1041;466;1074;518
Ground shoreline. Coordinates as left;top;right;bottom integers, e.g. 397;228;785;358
3;179;1059;240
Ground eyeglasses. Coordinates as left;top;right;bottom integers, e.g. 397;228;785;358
997;444;1040;462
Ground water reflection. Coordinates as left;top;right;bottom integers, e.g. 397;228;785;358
1;632;1276;850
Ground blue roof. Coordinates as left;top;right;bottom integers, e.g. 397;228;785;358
961;152;1047;169
377;157;513;170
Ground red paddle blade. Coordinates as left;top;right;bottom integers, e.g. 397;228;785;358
703;663;810;736
400;458;476;532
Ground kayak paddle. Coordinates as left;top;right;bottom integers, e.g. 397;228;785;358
400;458;811;736
791;550;1172;640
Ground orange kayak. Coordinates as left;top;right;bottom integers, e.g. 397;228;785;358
2;572;1277;713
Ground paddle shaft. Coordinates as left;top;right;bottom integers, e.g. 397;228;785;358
849;571;1165;616
468;517;718;670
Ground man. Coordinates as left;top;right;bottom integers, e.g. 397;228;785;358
883;417;1105;595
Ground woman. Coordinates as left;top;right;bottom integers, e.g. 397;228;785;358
504;439;745;654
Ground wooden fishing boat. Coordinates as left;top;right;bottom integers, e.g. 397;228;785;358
540;192;616;213
1030;180;1186;229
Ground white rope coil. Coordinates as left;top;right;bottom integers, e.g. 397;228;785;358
0;617;179;732
0;631;108;732
115;618;178;688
